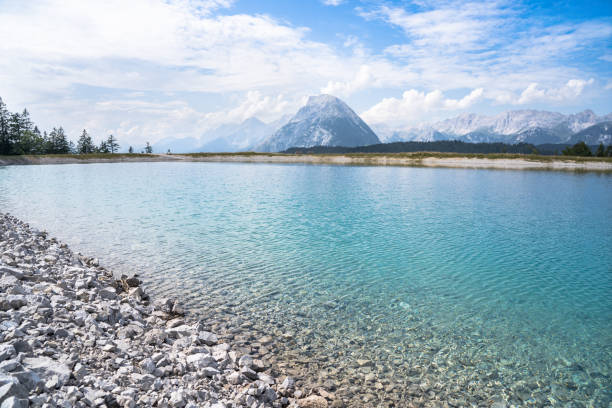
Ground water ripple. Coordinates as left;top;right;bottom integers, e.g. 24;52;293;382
1;162;611;406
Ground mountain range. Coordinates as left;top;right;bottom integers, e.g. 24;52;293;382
153;96;612;153
376;109;612;145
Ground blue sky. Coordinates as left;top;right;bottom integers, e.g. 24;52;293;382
0;0;611;147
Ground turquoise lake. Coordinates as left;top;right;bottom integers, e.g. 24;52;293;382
1;162;611;406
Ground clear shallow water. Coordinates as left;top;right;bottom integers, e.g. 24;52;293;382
1;162;611;407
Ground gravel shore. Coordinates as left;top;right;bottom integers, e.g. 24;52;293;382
0;213;328;408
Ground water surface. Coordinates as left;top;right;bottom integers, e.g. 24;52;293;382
1;162;611;406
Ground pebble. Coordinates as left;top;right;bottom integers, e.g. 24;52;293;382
0;213;306;408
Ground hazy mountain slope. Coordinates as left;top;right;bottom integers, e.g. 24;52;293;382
198;117;274;152
152;137;201;154
388;109;609;144
568;122;612;145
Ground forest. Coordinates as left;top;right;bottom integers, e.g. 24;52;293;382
0;97;152;155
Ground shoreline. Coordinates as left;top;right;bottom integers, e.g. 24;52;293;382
0;153;611;172
0;213;329;408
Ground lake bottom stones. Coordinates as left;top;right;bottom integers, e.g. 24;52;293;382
0;213;317;408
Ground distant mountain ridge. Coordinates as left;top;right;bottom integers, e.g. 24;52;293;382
256;95;380;152
379;109;612;145
568;121;612;145
198;117;277;153
153;99;611;153
152;116;288;153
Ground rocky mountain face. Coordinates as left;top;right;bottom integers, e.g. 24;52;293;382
568;121;612;145
379;109;612;145
256;95;380;152
153;104;610;153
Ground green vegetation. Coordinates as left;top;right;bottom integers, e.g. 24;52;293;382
562;141;592;157
594;143;612;157
0;96;153;156
284;140;541;155
106;135;120;154
560;141;612;157
76;129;95;154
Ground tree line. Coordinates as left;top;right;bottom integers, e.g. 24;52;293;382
561;141;612;157
284;140;612;157
0;97;153;155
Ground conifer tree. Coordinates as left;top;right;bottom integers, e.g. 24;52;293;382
99;140;109;153
42;131;49;153
562;141;592;157
46;128;57;153
106;134;119;154
55;127;70;153
128;146;134;153
30;126;45;154
595;143;605;157
77;129;95;154
144;142;152;154
8;113;22;154
0;98;9;155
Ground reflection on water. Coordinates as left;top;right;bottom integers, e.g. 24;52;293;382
1;162;611;406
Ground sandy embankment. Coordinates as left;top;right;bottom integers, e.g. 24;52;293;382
1;153;611;172
175;154;612;171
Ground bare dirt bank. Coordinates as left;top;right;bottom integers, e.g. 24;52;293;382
1;153;611;172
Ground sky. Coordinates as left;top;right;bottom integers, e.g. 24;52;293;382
1;0;611;148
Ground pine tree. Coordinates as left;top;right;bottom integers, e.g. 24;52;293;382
106;134;119;154
46;128;57;153
128;146;134;154
595;143;605;157
55;127;70;153
0;98;9;155
144;142;152;154
605;145;612;157
45;127;70;154
42;131;50;154
8;113;22;154
562;141;592;157
77;129;95;154
20;109;32;133
30;126;46;154
99;140;109;153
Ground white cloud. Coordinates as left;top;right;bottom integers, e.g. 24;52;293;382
202;91;298;127
363;2;611;103
321;65;373;96
0;0;356;144
321;0;343;6
361;88;484;126
22;91;303;147
0;0;347;98
362;2;509;51
517;79;594;105
0;0;609;144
